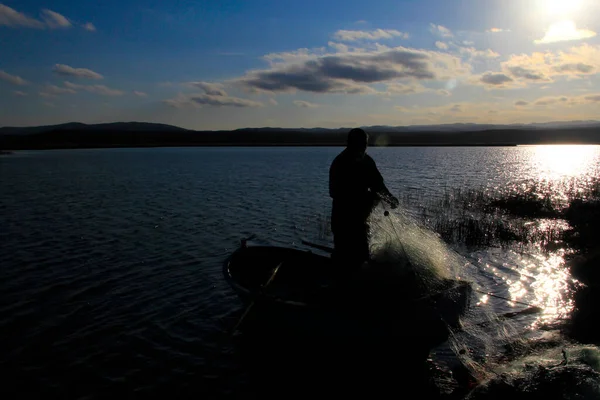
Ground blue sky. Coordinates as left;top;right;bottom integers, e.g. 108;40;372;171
1;0;599;129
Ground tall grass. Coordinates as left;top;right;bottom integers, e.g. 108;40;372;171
399;177;600;253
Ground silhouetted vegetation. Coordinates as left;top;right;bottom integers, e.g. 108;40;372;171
401;177;600;344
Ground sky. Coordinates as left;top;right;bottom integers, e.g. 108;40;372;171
1;0;600;130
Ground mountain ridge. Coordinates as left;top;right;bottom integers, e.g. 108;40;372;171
2;120;600;135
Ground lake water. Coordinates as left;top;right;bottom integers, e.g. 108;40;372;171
1;146;600;398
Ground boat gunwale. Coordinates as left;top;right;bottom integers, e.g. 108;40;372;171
223;243;473;312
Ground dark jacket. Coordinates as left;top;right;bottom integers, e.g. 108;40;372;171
329;149;390;232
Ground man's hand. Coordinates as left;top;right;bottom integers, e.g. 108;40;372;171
388;195;399;209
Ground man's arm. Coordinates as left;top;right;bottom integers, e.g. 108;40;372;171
367;156;399;208
329;158;339;199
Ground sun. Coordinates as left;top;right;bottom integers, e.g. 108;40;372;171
539;0;584;16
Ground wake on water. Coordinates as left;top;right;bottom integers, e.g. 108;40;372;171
363;204;600;398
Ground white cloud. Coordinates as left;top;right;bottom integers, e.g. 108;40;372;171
430;24;453;38
0;70;28;85
133;91;147;97
264;48;327;65
82;22;96;31
459;47;500;59
435;41;449;50
328;41;350;53
53;64;103;80
41;9;71;28
535;20;597;44
268;98;278;106
0;4;44;28
334;29;409;42
293;100;319;108
13;90;27;96
64;81;124;96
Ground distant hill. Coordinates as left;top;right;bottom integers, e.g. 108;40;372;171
0;122;189;135
1;121;600;149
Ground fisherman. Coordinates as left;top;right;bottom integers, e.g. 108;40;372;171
329;128;399;270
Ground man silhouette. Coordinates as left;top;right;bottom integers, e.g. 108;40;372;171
329;128;399;269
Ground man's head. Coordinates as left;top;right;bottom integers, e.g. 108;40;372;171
347;128;368;156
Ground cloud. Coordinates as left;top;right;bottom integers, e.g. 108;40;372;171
385;82;428;95
474;44;600;89
0;70;28;85
41;84;77;95
487;28;508;33
553;63;594;74
430;24;453;38
133;91;147;97
0;5;77;29
0;4;44;28
234;46;470;94
165;93;263;108
505;65;548;81
187;81;227;96
435;41;449;50
534;96;569;106
82;22;96;31
437;89;451;96
53;64;103;80
333;29;409;42
328;42;350;53
41;9;71;28
459;47;500;59
480;72;514;86
268;98;278;106
165;82;263;108
64;81;124;96
503;44;599;81
535;20;596;44
293;100;319;108
515;100;529;106
13;91;27;96
449;104;463;113
264;48;327;65
585;94;600;102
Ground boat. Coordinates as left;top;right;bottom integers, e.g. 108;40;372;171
223;238;472;348
223;237;474;396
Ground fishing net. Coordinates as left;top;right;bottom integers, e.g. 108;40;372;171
362;203;600;396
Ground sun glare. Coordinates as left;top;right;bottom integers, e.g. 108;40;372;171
534;145;597;179
539;0;584;16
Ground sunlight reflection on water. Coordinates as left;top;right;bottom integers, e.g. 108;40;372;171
534;145;599;180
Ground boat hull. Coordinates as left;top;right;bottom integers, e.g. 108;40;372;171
224;244;472;349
